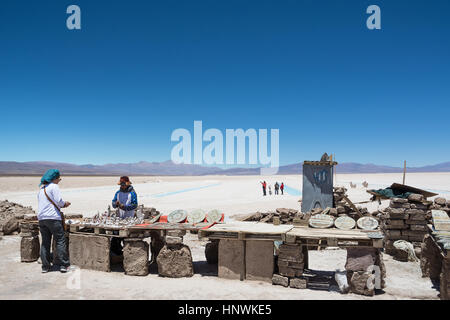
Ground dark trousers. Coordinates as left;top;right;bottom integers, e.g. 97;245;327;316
281;189;284;195
275;189;279;195
39;219;70;270
262;187;266;196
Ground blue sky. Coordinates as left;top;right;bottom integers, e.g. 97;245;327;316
0;0;449;167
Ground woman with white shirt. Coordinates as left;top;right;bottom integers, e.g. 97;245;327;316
37;169;71;273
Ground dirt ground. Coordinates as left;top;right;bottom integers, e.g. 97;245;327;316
0;232;440;300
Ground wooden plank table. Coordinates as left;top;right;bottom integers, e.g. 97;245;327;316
284;225;383;248
198;221;294;241
69;221;213;238
197;221;293;282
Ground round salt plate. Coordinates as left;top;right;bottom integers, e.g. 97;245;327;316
334;216;356;230
357;216;379;230
366;231;384;239
309;214;335;229
167;210;187;223
206;209;222;223
187;209;206;224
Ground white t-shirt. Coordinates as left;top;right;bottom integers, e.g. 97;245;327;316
37;183;66;220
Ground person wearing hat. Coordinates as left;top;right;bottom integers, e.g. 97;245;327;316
111;176;138;218
110;176;138;256
37;169;71;273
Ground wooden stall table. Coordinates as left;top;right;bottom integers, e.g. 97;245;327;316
198;221;293;282
67;221;209;274
283;225;384;249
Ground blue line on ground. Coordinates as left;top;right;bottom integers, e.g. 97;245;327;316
283;184;302;196
146;183;222;198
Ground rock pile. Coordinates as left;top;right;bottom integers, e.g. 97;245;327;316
334;187;370;219
0;200;36;235
241;203;376;228
380;194;432;260
241;208;303;224
430;197;450;214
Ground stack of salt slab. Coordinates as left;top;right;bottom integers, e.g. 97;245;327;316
334;187;369;219
0;200;36;235
381;193;431;260
272;243;308;289
19;222;40;262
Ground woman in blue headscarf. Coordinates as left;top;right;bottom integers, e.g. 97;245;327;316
37;169;71;273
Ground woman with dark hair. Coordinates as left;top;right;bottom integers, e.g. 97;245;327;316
37;169;71;273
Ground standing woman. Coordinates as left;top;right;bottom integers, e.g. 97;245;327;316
37;169;71;273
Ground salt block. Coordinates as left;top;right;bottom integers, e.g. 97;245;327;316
345;248;378;272
157;244;194;278
408;193;424;202
1;216;18;235
123;239;149;276
245;240;274;283
21;236;40;262
272;274;289;287
218;239;244;280
420;234;442;279
290;278;307;289
69;234;111;272
350;271;375;296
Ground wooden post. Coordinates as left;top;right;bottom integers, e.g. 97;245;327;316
334;153;337;184
403;160;407;185
241;240;246;281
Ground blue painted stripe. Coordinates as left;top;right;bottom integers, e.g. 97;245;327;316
148;183;222;198
283;184;302;196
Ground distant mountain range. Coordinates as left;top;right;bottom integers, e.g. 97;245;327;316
0;160;449;176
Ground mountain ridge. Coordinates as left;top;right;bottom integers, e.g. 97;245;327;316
0;161;449;175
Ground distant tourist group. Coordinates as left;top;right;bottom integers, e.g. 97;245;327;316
260;181;284;196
